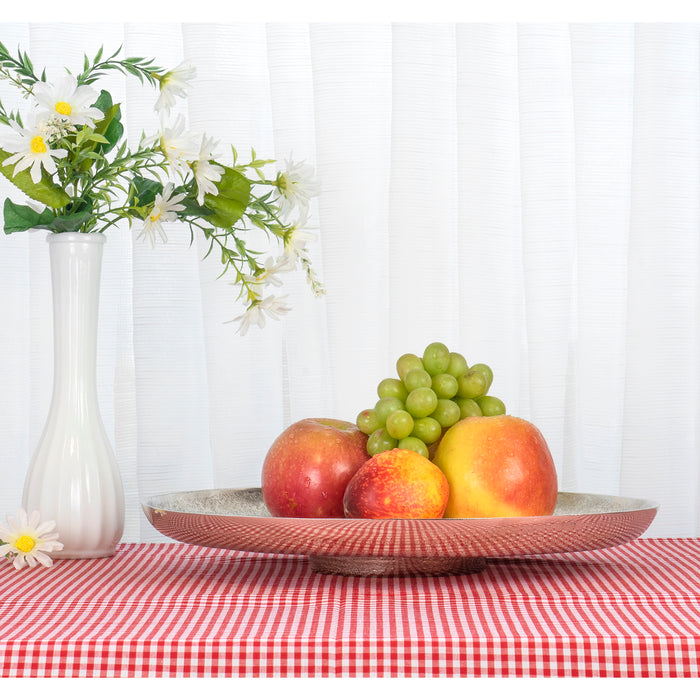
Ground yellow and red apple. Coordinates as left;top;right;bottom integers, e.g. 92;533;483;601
343;448;449;519
261;418;370;518
432;415;558;518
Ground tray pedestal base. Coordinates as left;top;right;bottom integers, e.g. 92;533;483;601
308;554;487;577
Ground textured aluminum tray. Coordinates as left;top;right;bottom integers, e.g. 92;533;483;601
143;488;658;576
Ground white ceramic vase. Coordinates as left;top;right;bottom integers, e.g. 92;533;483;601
22;232;124;558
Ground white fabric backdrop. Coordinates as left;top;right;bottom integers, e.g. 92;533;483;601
1;22;698;540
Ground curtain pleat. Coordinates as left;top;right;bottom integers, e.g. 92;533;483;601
621;24;700;534
1;22;698;539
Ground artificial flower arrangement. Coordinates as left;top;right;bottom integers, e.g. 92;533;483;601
0;41;325;569
0;41;324;334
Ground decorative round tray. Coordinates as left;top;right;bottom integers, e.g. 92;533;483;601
142;488;658;577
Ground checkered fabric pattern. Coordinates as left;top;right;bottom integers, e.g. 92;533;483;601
1;538;699;677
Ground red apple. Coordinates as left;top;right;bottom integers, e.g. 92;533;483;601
261;418;369;518
432;415;558;518
343;448;450;519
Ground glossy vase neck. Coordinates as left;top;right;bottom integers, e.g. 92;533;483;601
46;232;105;415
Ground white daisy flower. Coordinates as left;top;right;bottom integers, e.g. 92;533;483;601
193;134;224;205
154;61;196;115
33;74;104;128
276;157;321;217
282;212;317;262
137;182;186;248
232;295;292;335
240;256;293;298
1;119;68;184
159;114;199;176
0;508;63;570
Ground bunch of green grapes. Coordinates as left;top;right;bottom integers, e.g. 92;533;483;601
356;342;506;458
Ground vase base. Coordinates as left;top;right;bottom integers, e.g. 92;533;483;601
52;548;117;560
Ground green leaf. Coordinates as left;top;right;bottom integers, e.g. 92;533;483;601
93;91;123;154
51;210;93;233
75;92;123;173
203;166;251;229
3;199;54;234
180;199;213;219
75;128;90;147
3;197;95;234
86;133;110;144
0;148;71;210
128;176;162;208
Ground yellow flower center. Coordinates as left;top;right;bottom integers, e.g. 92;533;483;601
277;173;290;193
15;535;36;553
55;101;72;116
150;209;162;222
30;136;47;154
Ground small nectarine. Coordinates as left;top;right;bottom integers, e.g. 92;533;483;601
343;448;449;519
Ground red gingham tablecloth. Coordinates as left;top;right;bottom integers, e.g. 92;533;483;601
1;538;699;678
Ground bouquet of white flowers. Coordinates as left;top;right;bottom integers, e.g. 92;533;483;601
0;42;324;333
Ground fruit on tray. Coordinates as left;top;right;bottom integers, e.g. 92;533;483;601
432;415;558;518
260;344;557;521
356;342;506;458
261;418;369;518
343;448;449;519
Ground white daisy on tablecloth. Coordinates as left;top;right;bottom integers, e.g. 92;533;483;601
33;74;104;128
0;508;63;570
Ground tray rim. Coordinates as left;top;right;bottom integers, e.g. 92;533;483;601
142;486;659;522
142;487;660;573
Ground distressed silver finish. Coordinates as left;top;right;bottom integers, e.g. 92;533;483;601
143;488;658;577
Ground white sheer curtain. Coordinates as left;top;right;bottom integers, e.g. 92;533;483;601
1;22;698;540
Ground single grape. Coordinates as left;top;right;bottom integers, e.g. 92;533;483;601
396;353;424;381
446;351;469;378
457;369;487;399
356;408;382;435
367;428;398;456
375;396;404;424
430;398;461;428
469;363;493;393
403;368;432;392
422;341;451;376
411;416;442;445
377;377;408;401
386;409;414;440
405;387;438;418
476;395;506;416
455;397;482;419
397;436;429;459
431;373;458;399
